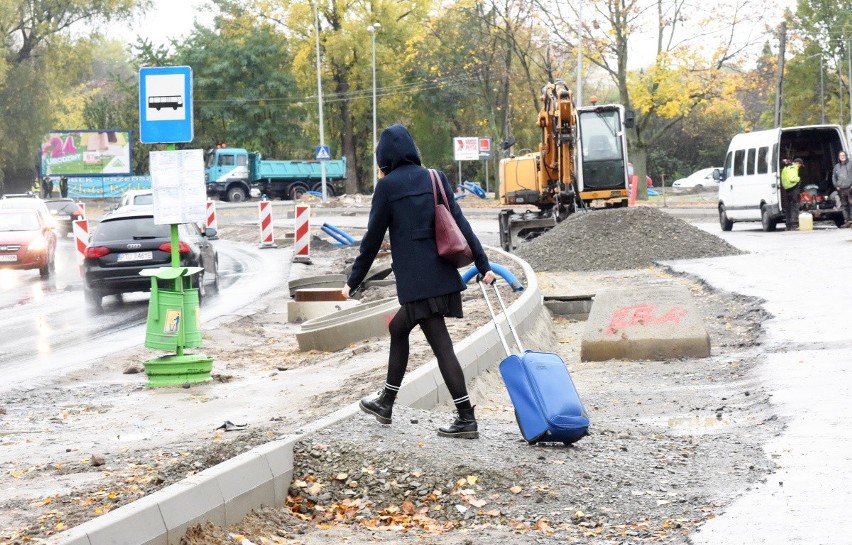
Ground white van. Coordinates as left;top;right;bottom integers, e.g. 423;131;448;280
717;125;848;231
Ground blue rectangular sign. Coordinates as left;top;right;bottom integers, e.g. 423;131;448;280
139;66;193;144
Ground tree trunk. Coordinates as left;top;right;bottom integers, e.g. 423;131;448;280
332;70;358;194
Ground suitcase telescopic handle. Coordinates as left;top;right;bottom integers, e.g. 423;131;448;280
477;277;525;356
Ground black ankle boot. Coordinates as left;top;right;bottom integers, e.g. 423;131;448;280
437;407;478;439
359;390;395;424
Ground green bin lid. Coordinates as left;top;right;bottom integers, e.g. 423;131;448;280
139;266;205;280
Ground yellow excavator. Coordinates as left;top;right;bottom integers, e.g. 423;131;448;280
498;81;635;251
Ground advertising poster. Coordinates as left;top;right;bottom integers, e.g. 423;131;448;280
40;130;132;176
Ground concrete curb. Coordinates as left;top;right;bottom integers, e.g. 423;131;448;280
47;247;540;545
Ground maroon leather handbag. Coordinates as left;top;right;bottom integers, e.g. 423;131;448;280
429;169;474;268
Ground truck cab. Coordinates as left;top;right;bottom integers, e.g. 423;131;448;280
205;148;252;202
576;104;631;203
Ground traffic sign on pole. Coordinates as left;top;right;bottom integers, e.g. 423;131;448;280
139;66;193;144
315;145;331;160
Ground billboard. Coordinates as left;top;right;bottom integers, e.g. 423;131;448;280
40;130;132;177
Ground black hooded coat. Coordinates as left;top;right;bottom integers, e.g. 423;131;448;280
346;124;491;304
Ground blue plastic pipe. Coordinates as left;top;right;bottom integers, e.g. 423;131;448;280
462;181;486;198
321;225;351;245
461;262;524;291
322;222;357;243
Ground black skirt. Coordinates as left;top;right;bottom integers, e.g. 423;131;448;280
402;292;464;323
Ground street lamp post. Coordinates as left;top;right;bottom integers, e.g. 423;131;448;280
314;3;327;202
368;23;381;190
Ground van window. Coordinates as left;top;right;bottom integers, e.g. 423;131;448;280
747;149;756;175
772;144;779;172
724;152;733;179
734;149;745;176
757;147;769;174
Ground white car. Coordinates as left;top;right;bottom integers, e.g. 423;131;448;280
671;167;722;192
115;189;153;210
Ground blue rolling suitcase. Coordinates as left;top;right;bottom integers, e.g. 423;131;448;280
480;280;590;445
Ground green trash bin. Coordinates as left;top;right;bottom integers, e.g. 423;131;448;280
182;288;203;348
141;266;205;351
145;288;184;351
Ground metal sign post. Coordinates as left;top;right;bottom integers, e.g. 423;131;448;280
138;67;211;387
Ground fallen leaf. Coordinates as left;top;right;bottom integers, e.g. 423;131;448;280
466;475;479;485
468;498;487;508
510;485;523;494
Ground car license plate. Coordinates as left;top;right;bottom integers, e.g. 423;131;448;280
117;251;153;262
0;254;17;262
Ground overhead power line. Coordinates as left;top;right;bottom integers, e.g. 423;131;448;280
194;72;479;106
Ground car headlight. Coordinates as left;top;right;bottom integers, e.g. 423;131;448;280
28;235;47;252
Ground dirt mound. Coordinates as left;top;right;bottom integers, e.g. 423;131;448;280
515;206;742;271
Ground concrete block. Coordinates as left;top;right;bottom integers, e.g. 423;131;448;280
44;526;91;545
287;274;346;297
544;296;593;320
156;474;225;545
286;299;359;323
581;285;711;361
297;297;399;352
202;451;276;525
398;365;440;409
253;439;296;506
294;288;347;302
83;494;167;545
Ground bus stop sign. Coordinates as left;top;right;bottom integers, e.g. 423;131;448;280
139;66;194;144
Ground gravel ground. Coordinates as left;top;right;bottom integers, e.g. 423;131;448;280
175;207;781;545
0;204;779;545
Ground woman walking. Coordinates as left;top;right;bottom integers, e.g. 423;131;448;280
342;124;495;439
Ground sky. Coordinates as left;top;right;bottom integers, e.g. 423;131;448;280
123;0;798;63
114;0;216;48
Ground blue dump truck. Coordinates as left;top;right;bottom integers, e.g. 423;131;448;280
204;147;347;202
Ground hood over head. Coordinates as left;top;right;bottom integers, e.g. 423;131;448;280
376;124;422;175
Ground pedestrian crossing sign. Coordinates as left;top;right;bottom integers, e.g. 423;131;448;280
315;145;331;160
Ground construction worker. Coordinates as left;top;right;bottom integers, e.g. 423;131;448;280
781;158;803;231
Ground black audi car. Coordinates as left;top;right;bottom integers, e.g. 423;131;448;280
83;206;219;310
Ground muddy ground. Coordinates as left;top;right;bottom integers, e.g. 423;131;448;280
0;207;781;545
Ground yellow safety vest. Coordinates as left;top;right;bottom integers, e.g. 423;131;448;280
781;165;800;189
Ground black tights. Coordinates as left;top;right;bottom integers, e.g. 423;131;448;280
386;309;469;404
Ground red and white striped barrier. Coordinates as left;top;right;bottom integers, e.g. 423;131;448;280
293;204;311;263
73;219;88;270
206;200;218;231
258;200;276;248
77;201;86;219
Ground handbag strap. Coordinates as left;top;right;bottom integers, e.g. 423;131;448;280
429;169;450;206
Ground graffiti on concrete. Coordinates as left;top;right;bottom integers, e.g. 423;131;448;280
605;304;687;335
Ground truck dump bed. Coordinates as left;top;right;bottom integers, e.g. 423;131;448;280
251;156;347;181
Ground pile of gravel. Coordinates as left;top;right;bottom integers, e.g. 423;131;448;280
515;206;742;271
